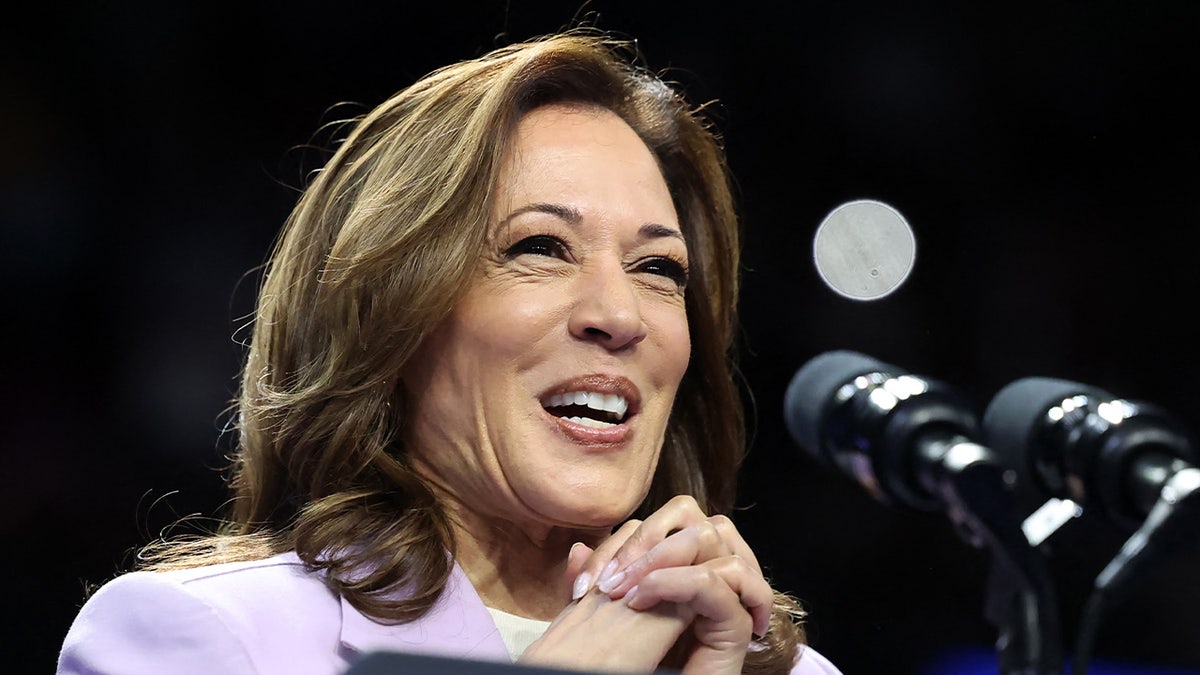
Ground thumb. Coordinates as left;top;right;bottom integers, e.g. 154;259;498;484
564;541;595;601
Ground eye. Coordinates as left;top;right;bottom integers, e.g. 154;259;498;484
504;235;570;260
635;256;690;290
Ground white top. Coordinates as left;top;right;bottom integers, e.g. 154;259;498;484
485;606;553;661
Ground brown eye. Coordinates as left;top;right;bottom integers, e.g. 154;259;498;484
636;256;689;290
504;235;569;260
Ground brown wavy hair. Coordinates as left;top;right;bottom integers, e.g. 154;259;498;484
139;30;807;673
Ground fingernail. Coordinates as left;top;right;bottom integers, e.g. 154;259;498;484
625;584;641;608
571;571;592;601
596;559;619;590
597;563;626;594
598;569;626;594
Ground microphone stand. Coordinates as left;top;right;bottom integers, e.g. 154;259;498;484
915;435;1064;675
1073;467;1200;675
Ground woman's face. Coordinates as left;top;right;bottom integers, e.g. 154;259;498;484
403;103;691;536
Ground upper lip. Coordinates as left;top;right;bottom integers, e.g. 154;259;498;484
538;374;641;419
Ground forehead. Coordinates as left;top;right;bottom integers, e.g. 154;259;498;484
515;101;627;134
506;103;647;165
494;103;676;221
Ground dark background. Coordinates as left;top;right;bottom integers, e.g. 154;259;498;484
4;2;1199;673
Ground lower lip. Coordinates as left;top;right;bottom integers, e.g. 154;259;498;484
544;410;633;445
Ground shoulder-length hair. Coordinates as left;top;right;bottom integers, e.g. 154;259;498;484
143;30;805;673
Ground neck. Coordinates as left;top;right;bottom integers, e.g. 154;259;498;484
442;500;607;621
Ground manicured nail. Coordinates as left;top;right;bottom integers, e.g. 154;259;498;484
598;569;626;594
597;557;628;588
624;584;641;608
571;571;592;601
596;559;619;591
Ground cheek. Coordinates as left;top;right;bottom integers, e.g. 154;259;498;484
652;305;692;384
468;290;564;356
476;275;585;350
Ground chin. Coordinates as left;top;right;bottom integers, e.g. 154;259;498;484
526;489;646;530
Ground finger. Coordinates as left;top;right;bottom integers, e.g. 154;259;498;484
625;565;748;649
597;495;710;589
522;590;690;672
707;514;762;575
572;519;641;600
599;505;765;596
624;556;774;639
598;520;731;597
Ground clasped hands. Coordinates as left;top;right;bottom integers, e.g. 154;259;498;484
520;496;773;674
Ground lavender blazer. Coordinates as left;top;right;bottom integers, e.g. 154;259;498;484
57;552;841;674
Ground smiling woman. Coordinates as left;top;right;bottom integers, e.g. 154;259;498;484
56;30;841;675
404;104;693;541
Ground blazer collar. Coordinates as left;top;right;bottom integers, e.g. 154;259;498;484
338;561;509;662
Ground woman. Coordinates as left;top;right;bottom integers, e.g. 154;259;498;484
57;31;840;675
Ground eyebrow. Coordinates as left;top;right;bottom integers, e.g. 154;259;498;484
500;202;685;242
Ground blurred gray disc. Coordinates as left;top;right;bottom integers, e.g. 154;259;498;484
813;199;916;300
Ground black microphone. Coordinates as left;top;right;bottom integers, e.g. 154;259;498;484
981;376;1199;531
784;350;1062;675
786;349;999;515
982;378;1200;674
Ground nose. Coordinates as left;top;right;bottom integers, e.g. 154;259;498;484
568;261;647;351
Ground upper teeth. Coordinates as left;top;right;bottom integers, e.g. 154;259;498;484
544;391;629;420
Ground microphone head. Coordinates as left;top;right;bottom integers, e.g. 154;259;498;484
982;376;1113;490
785;349;986;512
981;376;1200;528
784;349;894;463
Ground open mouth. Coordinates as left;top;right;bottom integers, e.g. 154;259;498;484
541;391;630;429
